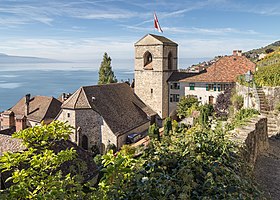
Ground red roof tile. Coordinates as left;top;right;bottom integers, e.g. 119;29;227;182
180;56;256;83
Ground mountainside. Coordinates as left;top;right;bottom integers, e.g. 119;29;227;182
243;40;280;62
0;53;64;63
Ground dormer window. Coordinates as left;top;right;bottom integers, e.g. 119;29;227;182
144;51;153;70
168;52;172;70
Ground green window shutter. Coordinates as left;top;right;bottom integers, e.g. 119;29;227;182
190;83;195;90
206;84;209;91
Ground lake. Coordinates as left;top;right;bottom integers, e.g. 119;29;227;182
0;63;134;112
0;57;209;112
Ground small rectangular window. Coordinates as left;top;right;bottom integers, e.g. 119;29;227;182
170;82;180;89
67;113;70;118
151;88;153;94
170;94;180;102
217;84;221;91
189;83;195;90
206;84;209;91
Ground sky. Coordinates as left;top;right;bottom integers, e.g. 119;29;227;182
0;0;280;67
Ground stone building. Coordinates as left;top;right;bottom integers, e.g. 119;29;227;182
134;34;256;118
134;34;178;120
56;83;156;153
0;94;62;134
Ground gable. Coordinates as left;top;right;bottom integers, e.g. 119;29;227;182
135;34;177;46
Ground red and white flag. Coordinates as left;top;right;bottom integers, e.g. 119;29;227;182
154;12;163;33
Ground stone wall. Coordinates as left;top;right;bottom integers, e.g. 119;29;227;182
76;109;103;150
230;115;269;166
134;35;177;119
262;86;280;110
236;83;260;111
101;120;117;153
117;121;150;149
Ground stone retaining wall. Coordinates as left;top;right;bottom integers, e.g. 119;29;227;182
262;86;280;110
230;115;269;166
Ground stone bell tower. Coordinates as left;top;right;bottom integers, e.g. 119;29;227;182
134;34;178;119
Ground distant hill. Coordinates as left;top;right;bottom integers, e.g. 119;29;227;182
0;53;65;63
243;40;280;62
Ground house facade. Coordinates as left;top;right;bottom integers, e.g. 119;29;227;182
56;83;156;153
167;53;256;115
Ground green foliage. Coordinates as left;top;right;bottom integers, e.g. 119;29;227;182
0;121;86;200
94;124;263;199
177;96;199;119
236;74;254;87
231;93;244;111
163;117;172;136
199;104;214;128
98;52;117;85
105;143;117;154
214;87;232;119
254;63;280;86
148;123;160;141
275;101;280;112
92;148;138;199
226;108;260;131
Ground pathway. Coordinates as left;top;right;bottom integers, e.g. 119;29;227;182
254;135;280;199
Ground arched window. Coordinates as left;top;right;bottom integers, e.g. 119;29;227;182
168;52;172;70
81;135;88;150
143;51;153;69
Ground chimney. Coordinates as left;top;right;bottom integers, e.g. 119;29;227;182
25;94;30;116
233;50;242;56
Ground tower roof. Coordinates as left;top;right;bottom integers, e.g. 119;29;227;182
135;34;177;46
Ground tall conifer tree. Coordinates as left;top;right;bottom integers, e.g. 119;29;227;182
98;52;117;84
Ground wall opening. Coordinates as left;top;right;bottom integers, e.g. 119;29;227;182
81;135;88;150
143;51;153;69
168;52;172;70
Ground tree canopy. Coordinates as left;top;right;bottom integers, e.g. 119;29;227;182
0;121;90;200
98;52;117;85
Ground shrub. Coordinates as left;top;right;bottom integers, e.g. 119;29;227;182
231;93;244;111
226;108;260;131
94;125;263;199
177;96;199;119
254;63;280;86
214;87;232;119
106;143;117;153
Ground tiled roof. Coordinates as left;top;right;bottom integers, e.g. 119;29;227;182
135;34;177;46
167;71;202;82
179;56;256;83
0;134;24;156
62;83;156;136
10;96;62;122
148;34;177;45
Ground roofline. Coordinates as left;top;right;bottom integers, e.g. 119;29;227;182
134;33;178;46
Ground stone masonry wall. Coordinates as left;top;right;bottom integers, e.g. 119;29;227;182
134;38;177;119
117;121;150;149
236;83;260;110
262;86;280;110
76;109;103;150
230;115;269;166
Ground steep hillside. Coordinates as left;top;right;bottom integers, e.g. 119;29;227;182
257;50;280;67
243;41;280;62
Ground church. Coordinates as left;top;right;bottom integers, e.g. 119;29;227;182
134;34;255;122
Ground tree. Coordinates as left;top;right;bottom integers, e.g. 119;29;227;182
98;52;117;85
214;87;232;119
0;121;87;199
177;96;199;119
163;117;172;136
